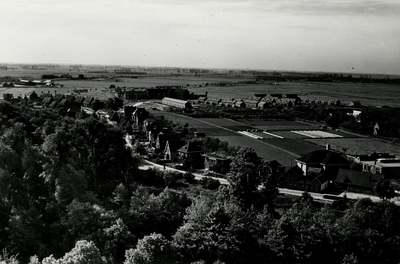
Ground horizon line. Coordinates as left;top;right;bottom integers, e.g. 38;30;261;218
1;61;399;77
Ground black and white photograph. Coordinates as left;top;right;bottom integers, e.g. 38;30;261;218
0;1;399;263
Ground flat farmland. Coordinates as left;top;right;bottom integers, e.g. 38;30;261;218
304;138;400;156
188;81;400;107
238;119;316;131
261;138;324;156
197;118;252;131
56;75;253;89
149;112;237;136
216;135;300;167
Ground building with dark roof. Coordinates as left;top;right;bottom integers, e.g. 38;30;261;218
335;169;382;194
296;149;350;176
281;166;331;193
202;153;232;174
177;142;204;168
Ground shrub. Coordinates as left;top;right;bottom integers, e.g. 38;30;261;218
199;177;221;190
184;172;196;183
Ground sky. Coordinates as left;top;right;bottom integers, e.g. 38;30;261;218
1;0;399;74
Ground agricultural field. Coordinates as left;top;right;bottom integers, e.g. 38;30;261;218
149;111;237;137
196;118;252;131
188;81;400;107
291;130;343;138
239;120;316;131
304;137;400;157
216;135;300;167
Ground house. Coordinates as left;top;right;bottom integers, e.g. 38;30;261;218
207;98;222;106
74;96;85;105
29;91;39;101
220;99;233;107
308;172;330;193
257;101;271;109
296;148;350;176
361;158;400;179
281;166;330;193
335;169;382;194
155;131;179;151
233;100;246;108
84;96;95;107
177;142;204;169
53;94;65;103
132;107;150;127
65;95;76;103
243;99;259;109
202;153;232;174
143;118;162;143
197;96;207;104
163;140;186;160
42;96;53;106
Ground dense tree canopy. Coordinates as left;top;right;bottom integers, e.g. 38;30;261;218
1;101;400;264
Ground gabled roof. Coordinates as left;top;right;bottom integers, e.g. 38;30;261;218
59;98;69;106
164;140;186;153
285;165;304;176
335;169;382;190
297;150;350;166
75;96;85;104
53;94;65;101
310;172;330;185
66;95;75;102
178;142;203;154
42;97;53;105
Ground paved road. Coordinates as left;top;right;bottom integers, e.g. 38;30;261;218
139;160;229;185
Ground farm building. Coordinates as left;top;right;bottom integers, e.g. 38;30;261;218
162;97;192;109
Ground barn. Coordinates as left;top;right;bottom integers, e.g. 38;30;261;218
162;97;193;109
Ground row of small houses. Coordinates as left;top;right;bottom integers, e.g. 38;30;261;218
194;94;301;109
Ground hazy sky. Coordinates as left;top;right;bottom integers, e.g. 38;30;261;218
1;0;399;74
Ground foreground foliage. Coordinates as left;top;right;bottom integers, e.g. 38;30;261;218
1;102;400;264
